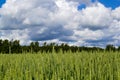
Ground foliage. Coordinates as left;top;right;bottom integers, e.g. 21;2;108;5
0;39;119;54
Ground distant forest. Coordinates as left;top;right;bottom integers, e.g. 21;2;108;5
0;39;119;54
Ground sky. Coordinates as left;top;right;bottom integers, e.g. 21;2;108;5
0;0;5;7
0;0;120;47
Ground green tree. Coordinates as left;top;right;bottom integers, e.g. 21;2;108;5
0;39;3;53
106;44;116;51
34;41;39;53
30;42;34;53
2;39;9;53
11;40;21;53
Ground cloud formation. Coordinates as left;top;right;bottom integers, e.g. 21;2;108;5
0;0;120;47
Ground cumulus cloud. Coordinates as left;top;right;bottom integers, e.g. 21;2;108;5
79;3;112;30
112;7;120;20
66;0;96;5
0;0;120;47
0;29;30;45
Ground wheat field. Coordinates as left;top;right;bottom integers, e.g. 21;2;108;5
0;51;120;80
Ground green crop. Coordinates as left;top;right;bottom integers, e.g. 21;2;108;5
0;51;120;80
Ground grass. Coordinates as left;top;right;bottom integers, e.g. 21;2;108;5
0;51;120;80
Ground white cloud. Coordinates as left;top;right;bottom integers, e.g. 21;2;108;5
0;0;120;47
112;7;120;20
0;29;30;45
79;3;112;30
66;0;93;5
74;29;104;40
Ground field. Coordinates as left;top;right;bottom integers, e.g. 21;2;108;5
0;51;120;80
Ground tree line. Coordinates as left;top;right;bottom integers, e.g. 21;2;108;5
0;39;120;54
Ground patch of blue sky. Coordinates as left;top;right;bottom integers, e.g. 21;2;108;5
91;0;96;3
78;0;120;10
0;0;6;8
99;0;120;9
77;4;86;10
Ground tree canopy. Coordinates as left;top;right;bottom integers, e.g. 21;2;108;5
0;39;119;54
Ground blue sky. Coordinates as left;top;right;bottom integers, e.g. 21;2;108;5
0;0;120;47
78;0;120;10
99;0;120;9
0;0;119;9
0;0;5;8
0;0;120;14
